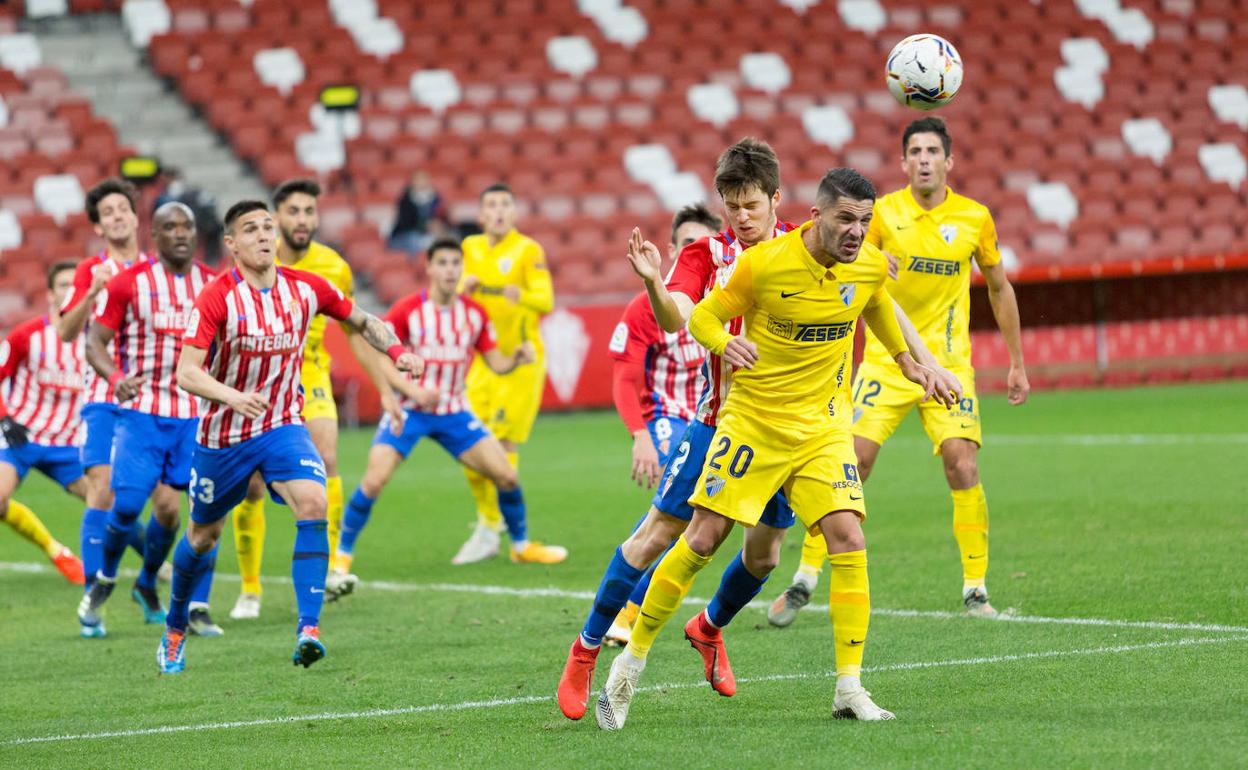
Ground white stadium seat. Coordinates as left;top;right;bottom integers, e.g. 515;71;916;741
687;83;739;127
1026;181;1080;229
0;33;42;75
409;69;462;113
1208;84;1248;130
0;209;22;250
120;0;171;48
1198;143;1246;189
1121;118;1172;163
33;174;86;224
547;36;598;79
740;52;791;94
253;48;306;96
803;104;855;150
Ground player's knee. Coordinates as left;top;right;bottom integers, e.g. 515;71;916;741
359;473;385;499
492;468;519;492
944;454;979;488
112;489;148;523
743;548;779;576
0;498;10;518
857;454;876;481
186;524;219;553
294;494;329;521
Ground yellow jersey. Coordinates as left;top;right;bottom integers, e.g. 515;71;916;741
461;229;553;357
863;186;1001;369
688;222;906;430
281;240;354;369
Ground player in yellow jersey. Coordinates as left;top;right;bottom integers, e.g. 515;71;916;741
768;117;1030;627
228;179;402;619
596;169;959;729
453;182;566;565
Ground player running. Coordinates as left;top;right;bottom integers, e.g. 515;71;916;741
229;179;401;620
453;182;565;565
77;202;218;635
332;237;557;573
157;200;420;674
0;260;87;585
596;168;957;729
600;204;719;647
767;117;1029;626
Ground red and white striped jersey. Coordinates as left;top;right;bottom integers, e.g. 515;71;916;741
184;267;354;448
608;291;704;423
0;316;85;446
665;221;794;426
385;291;495;415
61;251;144;406
95;257;214;419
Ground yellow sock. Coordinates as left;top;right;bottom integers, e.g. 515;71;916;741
828;549;870;678
625;535;711;659
326;475;344;560
951;484;989;589
464;465;502;532
3;501;59;558
797;529;827;581
232;496;266;595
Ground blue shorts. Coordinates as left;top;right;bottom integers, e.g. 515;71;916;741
111;410;197;497
188;424;327;525
373;408;491;459
651;419;795;528
649;416;689;467
0;442;83;489
79;402;118;469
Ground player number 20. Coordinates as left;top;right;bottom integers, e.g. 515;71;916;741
188;469;216;505
707;436;754;478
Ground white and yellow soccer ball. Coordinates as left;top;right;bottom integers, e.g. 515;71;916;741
885;34;963;110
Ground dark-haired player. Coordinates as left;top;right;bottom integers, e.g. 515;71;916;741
158;200;421;673
228;179;402;620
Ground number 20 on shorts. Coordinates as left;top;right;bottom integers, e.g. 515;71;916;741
707;435;754;478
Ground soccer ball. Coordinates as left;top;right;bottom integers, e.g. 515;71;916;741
885;34;963;110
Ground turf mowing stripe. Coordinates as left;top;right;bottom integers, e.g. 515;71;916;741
4;561;1247;635
895;433;1248;446
8;635;1246;746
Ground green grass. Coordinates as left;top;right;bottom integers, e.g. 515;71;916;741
2;382;1246;768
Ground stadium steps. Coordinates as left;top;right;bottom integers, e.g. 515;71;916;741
28;13;266;208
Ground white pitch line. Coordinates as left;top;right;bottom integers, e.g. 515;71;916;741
893;433;1248;446
7;634;1246;747
4;561;1247;635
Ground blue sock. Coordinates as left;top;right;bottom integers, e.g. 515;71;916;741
497;486;527;544
580;547;645;647
167;536;211;632
706;550;768;628
628;562;658;606
126;518;145;558
137;518;177;589
190;542;218;604
338;488;375;556
292;519;329;633
101;508;141;581
80;507;108;592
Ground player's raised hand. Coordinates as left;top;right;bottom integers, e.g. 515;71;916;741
1007;365;1030;405
630;430;661;488
229;391;271;419
502;285;521;304
513;341;536;366
114;374;148;402
625;228;663;284
394;352;424;376
722;336;758;370
883;250;900;280
0;416;30;448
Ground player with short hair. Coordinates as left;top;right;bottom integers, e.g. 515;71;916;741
77;202;218;635
600;204;719;647
332;237;555;573
558;138;802;719
60;178;178;636
0;260;87;585
157;200;420;674
228;178;402;620
767;117;1029;626
595;168;957;729
453;182;565;565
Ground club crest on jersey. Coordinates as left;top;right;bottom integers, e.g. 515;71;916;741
838;283;856;307
497;258;513;274
940;224;958;244
705;473;725;497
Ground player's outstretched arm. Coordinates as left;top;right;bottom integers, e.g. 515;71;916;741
57;268;109;342
176;344;270;418
84;322;146;402
891;299;963;404
482;341;535;375
345;330;405;429
342;307;424;376
864;288;957;408
981;262;1030;405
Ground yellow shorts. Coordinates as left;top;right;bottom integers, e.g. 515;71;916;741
465;356;545;445
687;409;866;534
300;358;337;423
852;362;981;455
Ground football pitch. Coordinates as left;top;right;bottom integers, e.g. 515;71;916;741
2;381;1245;768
